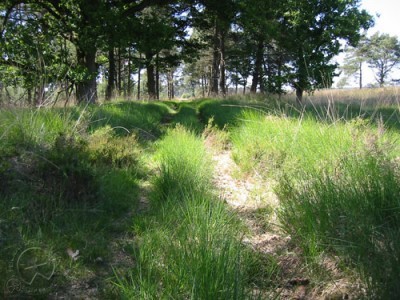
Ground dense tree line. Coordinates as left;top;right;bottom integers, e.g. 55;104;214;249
0;0;373;105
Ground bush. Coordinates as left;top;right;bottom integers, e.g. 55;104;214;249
88;126;142;171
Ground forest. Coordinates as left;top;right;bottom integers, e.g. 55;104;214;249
1;0;374;105
1;1;400;299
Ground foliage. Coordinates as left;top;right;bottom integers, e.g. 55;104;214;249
365;32;400;86
0;103;147;295
277;0;373;102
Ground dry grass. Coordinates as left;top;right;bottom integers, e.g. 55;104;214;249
292;87;400;107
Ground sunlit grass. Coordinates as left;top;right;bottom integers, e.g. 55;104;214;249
116;127;278;298
224;103;400;298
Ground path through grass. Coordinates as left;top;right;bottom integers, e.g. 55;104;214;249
1;94;399;299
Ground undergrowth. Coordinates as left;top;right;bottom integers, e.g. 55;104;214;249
0;105;148;296
2;94;398;298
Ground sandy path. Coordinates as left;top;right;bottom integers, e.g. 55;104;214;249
208;140;360;299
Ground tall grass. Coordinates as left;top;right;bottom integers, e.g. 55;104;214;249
277;149;400;298
230;110;359;177
152;126;212;201
116;127;274;299
229;107;400;298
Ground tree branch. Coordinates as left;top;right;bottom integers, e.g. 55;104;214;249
1;1;24;37
122;0;176;17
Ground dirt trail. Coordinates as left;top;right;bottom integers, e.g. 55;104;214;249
207;139;359;299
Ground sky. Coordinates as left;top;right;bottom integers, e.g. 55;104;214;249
335;0;400;87
361;0;400;38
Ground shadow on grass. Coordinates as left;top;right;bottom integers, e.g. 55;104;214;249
0;126;142;298
170;103;204;134
61;101;172;142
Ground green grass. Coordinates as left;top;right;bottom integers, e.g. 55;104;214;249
226;105;400;298
170;103;204;134
198;98;271;129
85;101;172;139
277;150;400;298
116;126;279;299
2;93;399;298
230;110;355;177
0;104;148;297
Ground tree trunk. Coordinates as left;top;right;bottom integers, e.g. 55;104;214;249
156;53;160;100
359;61;363;89
167;70;174;100
201;75;205;98
251;40;264;93
106;46;115;101
127;48;132;99
27;88;32;105
219;30;226;96
76;48;97;104
35;81;45;106
210;18;220;96
146;53;156;100
296;86;303;104
137;53;141;100
117;48;122;96
379;68;385;87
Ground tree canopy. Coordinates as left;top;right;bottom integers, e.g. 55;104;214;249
0;0;373;105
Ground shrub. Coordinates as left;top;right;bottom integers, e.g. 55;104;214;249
88;126;142;171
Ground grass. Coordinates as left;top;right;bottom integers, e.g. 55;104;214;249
2;89;400;298
83;101;172;139
170;103;204;134
277;149;400;298
217;97;400;298
0;104;153;297
116;127;278;299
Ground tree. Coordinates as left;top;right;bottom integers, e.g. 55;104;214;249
365;32;400;87
341;37;368;89
133;5;189;100
189;0;237;96
0;3;73;105
278;0;373;103
236;0;279;94
2;0;176;104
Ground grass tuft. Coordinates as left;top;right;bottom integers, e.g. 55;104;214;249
116;126;275;298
